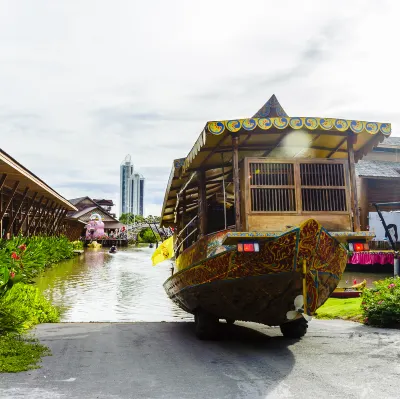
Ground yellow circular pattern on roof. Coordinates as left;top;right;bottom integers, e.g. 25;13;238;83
206;117;391;136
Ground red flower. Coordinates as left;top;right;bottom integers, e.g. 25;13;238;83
18;244;27;251
10;271;15;278
11;252;20;260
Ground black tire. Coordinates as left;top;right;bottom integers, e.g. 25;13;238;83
280;317;308;338
225;318;235;325
195;310;219;340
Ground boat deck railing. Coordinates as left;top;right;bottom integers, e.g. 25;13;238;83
175;215;198;254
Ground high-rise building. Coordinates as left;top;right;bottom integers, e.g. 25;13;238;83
120;155;145;216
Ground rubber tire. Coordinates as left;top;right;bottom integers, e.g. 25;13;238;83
280;317;308;339
225;318;235;325
195;310;219;340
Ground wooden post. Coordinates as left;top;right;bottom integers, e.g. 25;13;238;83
0;181;19;221
347;132;360;232
4;187;29;238
32;198;50;235
26;195;44;236
15;192;38;235
49;207;64;235
52;209;68;236
180;190;186;232
232;134;241;231
45;206;61;235
197;169;207;237
0;174;7;191
54;210;68;236
42;202;57;234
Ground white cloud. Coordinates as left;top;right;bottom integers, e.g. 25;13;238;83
1;0;398;215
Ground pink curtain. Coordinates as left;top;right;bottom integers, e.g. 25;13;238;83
348;252;394;265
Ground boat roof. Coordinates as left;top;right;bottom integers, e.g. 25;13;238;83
161;95;392;226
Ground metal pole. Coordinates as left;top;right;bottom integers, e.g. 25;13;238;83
373;203;399;277
221;153;227;230
373;203;396;251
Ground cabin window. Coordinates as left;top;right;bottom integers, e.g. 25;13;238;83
300;163;347;212
249;162;296;212
247;159;349;214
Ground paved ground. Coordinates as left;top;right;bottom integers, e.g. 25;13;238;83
0;320;399;399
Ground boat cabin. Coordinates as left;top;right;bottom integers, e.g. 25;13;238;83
160;95;391;255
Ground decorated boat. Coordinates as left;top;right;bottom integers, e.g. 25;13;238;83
159;95;391;339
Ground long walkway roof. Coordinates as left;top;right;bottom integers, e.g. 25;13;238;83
0;148;76;211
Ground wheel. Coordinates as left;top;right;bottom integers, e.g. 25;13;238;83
280;317;308;338
225;318;235;325
195;310;219;340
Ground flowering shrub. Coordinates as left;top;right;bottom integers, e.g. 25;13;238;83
0;236;74;297
361;276;400;327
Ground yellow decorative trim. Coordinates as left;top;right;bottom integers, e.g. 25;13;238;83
206;117;391;136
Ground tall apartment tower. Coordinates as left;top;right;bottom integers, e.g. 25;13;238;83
120;155;145;216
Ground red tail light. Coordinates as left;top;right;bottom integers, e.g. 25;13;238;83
353;243;364;252
243;243;254;252
237;243;260;253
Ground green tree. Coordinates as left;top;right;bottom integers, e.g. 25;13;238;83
139;227;160;243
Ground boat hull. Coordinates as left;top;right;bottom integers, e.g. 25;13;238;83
164;219;348;326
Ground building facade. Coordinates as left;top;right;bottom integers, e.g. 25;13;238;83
119;155;144;216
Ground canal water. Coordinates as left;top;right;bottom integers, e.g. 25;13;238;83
36;247;192;322
36;247;392;323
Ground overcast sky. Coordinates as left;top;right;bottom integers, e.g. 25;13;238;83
1;0;398;216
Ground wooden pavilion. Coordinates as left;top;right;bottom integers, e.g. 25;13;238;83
0;148;77;238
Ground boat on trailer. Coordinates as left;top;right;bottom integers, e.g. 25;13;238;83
160;95;391;339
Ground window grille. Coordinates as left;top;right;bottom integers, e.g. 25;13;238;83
248;160;348;213
300;163;347;212
249;162;296;212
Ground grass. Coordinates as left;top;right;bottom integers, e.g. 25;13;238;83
0;283;59;373
0;334;51;373
315;297;363;322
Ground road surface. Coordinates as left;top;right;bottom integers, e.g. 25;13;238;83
0;320;399;398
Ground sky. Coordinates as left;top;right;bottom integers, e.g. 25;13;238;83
0;0;399;216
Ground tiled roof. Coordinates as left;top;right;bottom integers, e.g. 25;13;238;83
69;196;88;205
356;160;400;178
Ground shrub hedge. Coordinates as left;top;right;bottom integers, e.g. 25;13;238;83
0;235;74;296
361;276;400;327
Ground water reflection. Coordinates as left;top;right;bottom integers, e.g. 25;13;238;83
35;247;192;322
339;270;391;288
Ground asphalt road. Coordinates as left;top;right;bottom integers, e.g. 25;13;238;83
0;320;399;399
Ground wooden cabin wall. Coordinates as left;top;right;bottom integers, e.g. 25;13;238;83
367;178;400;211
248;214;352;232
241;157;353;232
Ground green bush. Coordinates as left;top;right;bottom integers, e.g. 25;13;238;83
0;235;74;296
0;283;59;334
361;277;400;327
138;228;160;243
